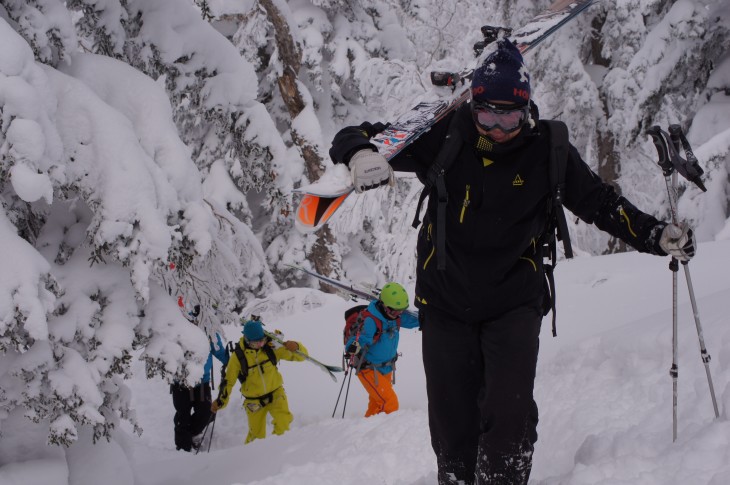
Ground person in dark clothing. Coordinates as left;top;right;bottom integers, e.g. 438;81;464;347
328;39;696;484
171;305;229;452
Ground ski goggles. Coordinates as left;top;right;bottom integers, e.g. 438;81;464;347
471;101;530;133
384;306;405;317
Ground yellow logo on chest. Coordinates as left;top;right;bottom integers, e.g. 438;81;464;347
512;174;524;186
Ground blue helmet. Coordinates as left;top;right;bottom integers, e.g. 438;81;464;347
243;320;265;341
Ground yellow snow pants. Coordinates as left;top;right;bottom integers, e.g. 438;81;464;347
244;387;293;443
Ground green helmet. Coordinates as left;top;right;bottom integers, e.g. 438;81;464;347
379;282;409;310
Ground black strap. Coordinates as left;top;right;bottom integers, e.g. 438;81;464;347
208;336;216;391
233;342;278;384
540;120;574;337
544;263;558;337
233;345;247;383
411;115;464;271
543;120;573;259
244;389;277;407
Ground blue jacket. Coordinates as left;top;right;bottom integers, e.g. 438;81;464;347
345;300;419;375
202;333;228;384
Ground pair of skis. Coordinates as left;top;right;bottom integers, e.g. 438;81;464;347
295;0;599;231
263;328;344;382
287;265;419;320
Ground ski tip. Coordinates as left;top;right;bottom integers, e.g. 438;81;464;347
295;192;350;232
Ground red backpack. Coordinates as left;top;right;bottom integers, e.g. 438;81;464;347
343;304;401;346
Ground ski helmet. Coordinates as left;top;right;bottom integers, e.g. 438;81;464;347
243;320;265;341
379;282;409;310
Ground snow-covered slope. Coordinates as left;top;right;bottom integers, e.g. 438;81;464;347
12;240;724;485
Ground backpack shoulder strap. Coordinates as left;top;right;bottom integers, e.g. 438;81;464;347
233;343;248;384
411;111;465;271
263;342;278;367
542;119;573;259
360;309;384;344
540;120;574;338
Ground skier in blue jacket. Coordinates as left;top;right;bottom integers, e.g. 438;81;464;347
171;305;229;451
345;282;420;416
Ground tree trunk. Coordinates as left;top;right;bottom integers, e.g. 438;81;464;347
259;0;340;282
592;14;626;254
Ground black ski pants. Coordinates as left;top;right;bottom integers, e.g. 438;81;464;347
422;305;542;485
171;382;215;451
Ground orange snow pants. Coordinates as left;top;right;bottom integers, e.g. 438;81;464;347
357;368;399;417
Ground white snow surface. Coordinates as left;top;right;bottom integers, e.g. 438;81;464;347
3;241;730;484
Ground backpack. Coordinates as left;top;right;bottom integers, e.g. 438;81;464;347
223;340;278;384
343;304;401;347
411;114;574;337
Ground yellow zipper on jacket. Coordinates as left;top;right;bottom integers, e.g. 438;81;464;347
460;185;471;223
423;223;435;270
619;207;638;237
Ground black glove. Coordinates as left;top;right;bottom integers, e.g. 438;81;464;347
359;121;390;138
330;122;389;166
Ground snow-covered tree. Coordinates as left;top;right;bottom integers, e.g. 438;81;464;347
0;0;277;449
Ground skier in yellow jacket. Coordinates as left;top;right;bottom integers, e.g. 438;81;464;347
211;319;307;443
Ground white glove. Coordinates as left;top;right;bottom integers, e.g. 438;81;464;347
349;149;394;193
659;222;696;261
346;341;361;356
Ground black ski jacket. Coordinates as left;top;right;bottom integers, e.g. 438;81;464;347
330;105;667;324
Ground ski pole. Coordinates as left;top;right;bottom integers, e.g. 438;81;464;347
207;417;216;453
332;361;350;418
647;125;719;442
194;415;214;455
333;351;359;418
666;127;719;423
341;345;369;418
341;366;354;419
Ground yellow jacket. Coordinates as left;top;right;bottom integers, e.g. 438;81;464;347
217;336;307;408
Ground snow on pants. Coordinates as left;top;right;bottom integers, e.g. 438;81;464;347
171;382;214;452
244;387;293;443
357;368;399;417
421;305;542;485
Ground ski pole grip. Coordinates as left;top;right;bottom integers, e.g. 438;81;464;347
667;124;683;153
668;125;707;192
646;126;672;177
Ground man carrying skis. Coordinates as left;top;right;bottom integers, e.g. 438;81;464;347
329;39;696;484
211;319;307;443
171;304;228;452
345;282;420;417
